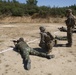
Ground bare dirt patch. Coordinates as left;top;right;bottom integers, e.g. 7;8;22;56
0;23;76;75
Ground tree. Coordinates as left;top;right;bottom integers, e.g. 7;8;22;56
26;0;38;6
8;0;10;2
12;0;16;3
0;0;2;2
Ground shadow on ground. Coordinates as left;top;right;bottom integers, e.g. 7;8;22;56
33;48;47;53
9;46;48;70
54;44;67;47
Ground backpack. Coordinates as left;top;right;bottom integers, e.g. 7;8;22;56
46;32;54;40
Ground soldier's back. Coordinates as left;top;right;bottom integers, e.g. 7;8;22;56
17;41;29;51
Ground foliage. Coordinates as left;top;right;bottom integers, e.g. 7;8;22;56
0;0;76;17
26;0;38;6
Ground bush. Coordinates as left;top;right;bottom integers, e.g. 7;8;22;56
11;7;24;16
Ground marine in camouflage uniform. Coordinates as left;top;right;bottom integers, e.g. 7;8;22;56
13;38;54;70
55;36;67;40
39;26;56;54
58;26;67;32
58;26;76;33
65;9;75;47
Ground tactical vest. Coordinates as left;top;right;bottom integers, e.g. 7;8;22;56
65;16;75;27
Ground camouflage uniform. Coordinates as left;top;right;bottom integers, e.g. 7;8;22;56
65;9;75;46
39;26;55;53
58;26;67;32
55;36;67;40
14;38;53;70
58;26;76;33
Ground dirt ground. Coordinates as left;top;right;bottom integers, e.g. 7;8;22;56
0;23;76;75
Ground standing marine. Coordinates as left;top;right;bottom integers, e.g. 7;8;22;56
65;9;75;47
39;26;56;54
13;37;54;70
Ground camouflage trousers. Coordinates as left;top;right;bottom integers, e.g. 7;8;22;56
55;36;67;40
39;40;55;54
22;47;47;60
67;27;72;45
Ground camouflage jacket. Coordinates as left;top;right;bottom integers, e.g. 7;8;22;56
15;41;30;53
65;14;75;27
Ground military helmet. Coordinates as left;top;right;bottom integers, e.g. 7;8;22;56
66;9;72;13
17;37;24;42
39;26;45;31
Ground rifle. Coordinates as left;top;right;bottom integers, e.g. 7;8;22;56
12;40;17;43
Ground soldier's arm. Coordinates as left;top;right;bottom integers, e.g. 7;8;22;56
13;41;20;52
40;32;45;43
51;33;54;39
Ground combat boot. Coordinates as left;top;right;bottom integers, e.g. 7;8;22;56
46;55;55;59
66;43;72;47
26;58;31;70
